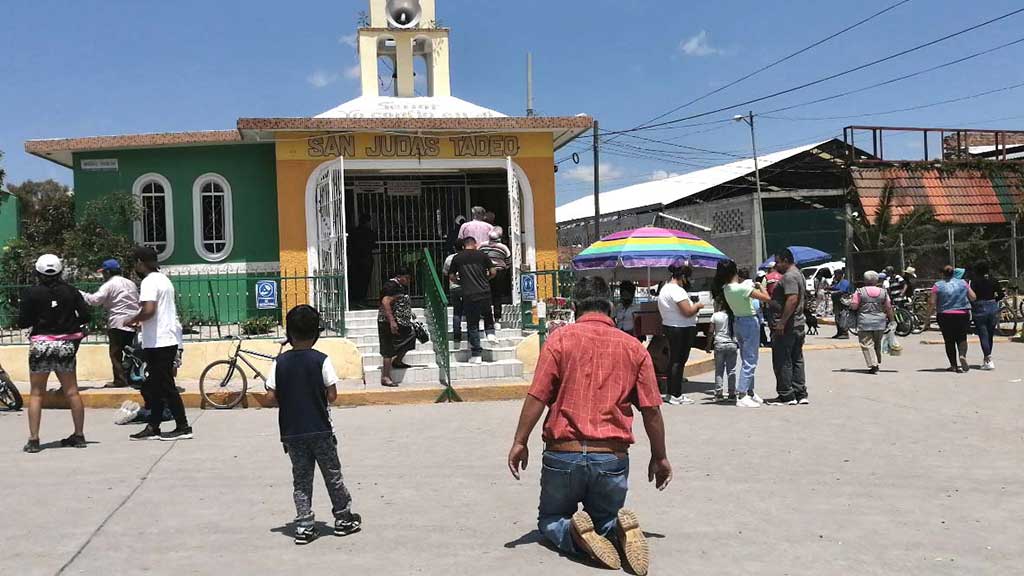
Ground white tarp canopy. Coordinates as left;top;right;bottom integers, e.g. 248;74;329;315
317;95;506;119
556;141;830;224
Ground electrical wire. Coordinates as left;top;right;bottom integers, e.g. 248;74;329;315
603;6;1024;135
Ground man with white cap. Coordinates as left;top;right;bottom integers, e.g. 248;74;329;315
81;259;140;388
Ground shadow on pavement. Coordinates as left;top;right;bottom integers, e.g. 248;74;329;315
270;521;332;540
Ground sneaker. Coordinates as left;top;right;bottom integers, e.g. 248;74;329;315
981;358;994;371
669;395;694;405
486;333;498;343
494;322;502;331
727;393;738;402
159;426;193;441
23;439;41;453
616;508;650;576
130;425;162;441
294;525;320;545
959;356;970;373
114;401;141;425
570;511;621;570
750;393;764;405
798;397;810;405
334;512;362;536
661;393;672;403
60;434;87;448
714;390;725;401
736;396;760;408
469;356;483;365
868;366;879;374
764;397;798;406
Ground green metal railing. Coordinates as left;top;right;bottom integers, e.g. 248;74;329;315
0;269;346;345
420;248;459;403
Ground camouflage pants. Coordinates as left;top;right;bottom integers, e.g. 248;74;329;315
285;435;353;528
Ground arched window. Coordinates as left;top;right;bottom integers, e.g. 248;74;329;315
132;173;174;261
192;173;233;261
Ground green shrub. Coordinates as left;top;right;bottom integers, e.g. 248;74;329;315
241;315;278;336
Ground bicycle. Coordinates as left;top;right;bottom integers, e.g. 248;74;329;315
199;336;288;409
0;365;22;411
892;299;923;337
997;284;1021;337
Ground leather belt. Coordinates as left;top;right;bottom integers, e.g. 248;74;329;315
546;439;629;456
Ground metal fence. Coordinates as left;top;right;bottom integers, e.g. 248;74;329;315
848;232;1023;287
419;248;457;401
0;269;346;345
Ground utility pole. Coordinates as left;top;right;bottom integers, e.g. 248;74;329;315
526;53;535;117
735;111;766;264
593;120;601;241
948;228;956;268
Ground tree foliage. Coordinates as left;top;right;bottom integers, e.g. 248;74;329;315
0;191;138;285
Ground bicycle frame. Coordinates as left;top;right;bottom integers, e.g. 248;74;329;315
226;338;287;388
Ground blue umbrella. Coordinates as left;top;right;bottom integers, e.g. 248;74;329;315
759;246;832;270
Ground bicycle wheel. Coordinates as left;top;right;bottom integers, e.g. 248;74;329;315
199;360;248;409
997;304;1018;337
0;371;22;411
893;308;913;338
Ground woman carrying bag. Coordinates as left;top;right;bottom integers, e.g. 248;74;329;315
849;270;893;374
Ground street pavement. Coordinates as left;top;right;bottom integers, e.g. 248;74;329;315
2;339;1021;575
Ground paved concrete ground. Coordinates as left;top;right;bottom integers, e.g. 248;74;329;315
2;339;1021;576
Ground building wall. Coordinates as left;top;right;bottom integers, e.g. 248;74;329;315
0;193;20;248
72;144;280;266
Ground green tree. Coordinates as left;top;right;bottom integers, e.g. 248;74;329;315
7;179;72;223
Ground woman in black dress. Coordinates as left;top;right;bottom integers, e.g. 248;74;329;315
378;268;416;387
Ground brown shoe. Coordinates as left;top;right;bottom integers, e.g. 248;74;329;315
570;511;621;570
617;508;650;575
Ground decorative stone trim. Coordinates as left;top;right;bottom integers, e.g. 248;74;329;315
159;261;281;275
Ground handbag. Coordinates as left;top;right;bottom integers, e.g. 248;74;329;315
413;322;430;344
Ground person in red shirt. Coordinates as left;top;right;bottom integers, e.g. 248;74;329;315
507;277;672;575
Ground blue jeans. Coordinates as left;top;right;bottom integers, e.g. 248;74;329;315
538;451;629;556
734;315;761;395
973;300;999;358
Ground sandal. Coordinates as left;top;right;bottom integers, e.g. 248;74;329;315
380;379;399;388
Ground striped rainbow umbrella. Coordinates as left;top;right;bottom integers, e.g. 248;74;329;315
572;227;729;281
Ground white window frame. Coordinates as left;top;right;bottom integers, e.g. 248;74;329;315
191;173;234;262
132;173;174;262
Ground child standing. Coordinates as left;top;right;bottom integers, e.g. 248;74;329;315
266;305;361;545
707;307;738;402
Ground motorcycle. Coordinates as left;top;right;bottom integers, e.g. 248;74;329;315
0;366;23;411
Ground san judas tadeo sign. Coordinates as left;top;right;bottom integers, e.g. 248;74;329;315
306;133;521;159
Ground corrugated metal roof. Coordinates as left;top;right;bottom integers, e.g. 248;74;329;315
556;140;832;224
851;166;1024;225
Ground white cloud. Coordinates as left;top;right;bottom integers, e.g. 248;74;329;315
650;169;682;181
306;70;338;88
563;163;625;184
344;64;361;80
340;34;357;48
680;30;721;57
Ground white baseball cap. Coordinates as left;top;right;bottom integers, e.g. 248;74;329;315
35;254;63;276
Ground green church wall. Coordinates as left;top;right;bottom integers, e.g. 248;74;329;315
72;144;280;266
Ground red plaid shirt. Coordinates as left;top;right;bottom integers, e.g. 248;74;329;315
528;313;662;444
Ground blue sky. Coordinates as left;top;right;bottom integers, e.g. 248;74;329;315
3;0;1024;206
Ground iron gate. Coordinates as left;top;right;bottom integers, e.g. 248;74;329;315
313;159;348;325
352;175;467;301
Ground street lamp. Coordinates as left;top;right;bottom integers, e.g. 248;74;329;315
734;111;767;264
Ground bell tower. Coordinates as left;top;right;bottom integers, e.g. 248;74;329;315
357;0;451;98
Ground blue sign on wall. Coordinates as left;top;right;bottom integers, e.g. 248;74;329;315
520;273;537;302
255;280;278;310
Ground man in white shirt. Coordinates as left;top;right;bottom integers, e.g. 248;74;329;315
128;246;191;441
81;259;140;388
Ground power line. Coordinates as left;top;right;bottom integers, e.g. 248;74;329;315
605;6;1024;135
758;37;1024;117
626;0;914;133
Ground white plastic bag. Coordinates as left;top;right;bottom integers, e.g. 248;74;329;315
884;326;902;356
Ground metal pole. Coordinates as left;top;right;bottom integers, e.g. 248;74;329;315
748;111;766;263
526;53;535;117
593;120;601;241
845;201;854;279
948;228;955;267
1012;220;1019;279
899;233;906;272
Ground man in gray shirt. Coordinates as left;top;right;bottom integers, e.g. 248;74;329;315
81;259;140;388
767;249;808;405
